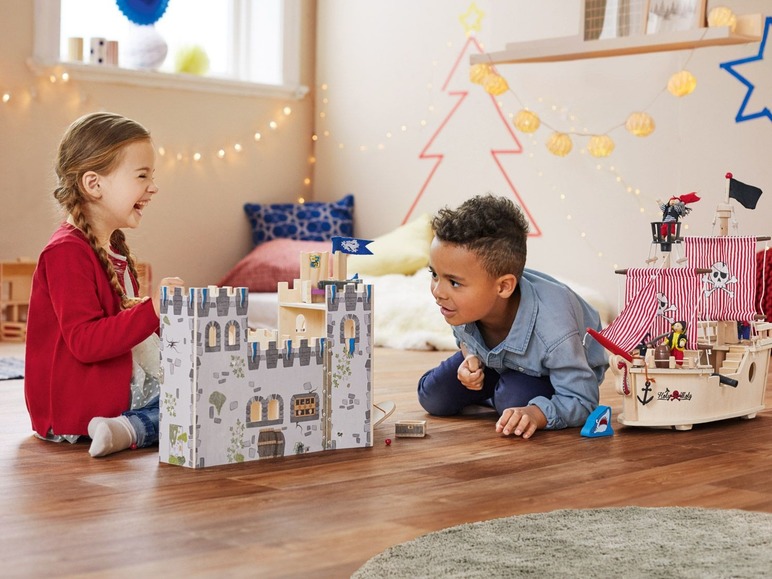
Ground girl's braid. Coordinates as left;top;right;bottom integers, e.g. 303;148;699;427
67;196;139;309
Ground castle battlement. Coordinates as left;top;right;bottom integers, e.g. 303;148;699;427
159;285;249;318
244;337;327;370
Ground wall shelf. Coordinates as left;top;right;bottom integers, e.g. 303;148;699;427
470;15;763;65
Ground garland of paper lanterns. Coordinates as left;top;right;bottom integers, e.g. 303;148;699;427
471;5;735;158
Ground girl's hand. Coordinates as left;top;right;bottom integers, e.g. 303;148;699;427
495;406;547;439
153;277;185;315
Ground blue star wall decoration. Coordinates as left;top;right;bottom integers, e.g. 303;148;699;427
720;16;772;123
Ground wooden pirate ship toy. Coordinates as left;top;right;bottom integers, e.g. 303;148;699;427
158;237;374;468
588;173;771;431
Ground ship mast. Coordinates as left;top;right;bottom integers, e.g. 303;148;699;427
716;172;733;237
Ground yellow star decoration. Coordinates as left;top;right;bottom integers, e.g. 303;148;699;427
459;2;485;37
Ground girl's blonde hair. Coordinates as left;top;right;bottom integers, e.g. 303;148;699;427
54;112;151;309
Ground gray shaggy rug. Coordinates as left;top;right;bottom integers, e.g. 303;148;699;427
352;506;772;578
0;357;24;380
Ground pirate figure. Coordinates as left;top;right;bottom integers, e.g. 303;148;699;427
658;192;700;238
666;320;688;366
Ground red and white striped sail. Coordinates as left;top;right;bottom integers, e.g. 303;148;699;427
682;236;757;321
599;268;702;353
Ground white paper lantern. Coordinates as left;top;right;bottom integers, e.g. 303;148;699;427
625;112;655;137
514;109;540;133
587;135;615;157
667;70;697;97
546;132;573;156
708;7;737;32
123;24;168;70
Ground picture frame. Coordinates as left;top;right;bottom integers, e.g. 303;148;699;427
645;0;707;34
583;0;649;40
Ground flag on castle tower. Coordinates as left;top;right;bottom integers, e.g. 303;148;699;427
332;236;373;255
729;177;763;209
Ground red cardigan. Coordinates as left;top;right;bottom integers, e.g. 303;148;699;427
24;224;160;437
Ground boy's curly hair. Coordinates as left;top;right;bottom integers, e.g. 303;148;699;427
431;194;529;279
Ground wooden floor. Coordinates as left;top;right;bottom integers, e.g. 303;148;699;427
1;343;771;578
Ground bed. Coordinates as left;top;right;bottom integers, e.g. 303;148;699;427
220;201;611;351
221;211;459;350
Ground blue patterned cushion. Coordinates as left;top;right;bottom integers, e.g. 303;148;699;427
244;194;354;246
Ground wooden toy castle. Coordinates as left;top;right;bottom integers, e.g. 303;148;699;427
158;241;373;468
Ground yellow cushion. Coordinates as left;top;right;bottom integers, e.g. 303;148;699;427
348;214;433;276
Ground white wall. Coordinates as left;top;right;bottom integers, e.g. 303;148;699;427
314;0;772;312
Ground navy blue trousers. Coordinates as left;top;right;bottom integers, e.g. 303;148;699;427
418;351;554;416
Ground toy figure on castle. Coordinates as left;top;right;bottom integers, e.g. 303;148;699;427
658;192;700;237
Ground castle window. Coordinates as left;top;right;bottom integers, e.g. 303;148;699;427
290;393;319;423
225;320;240;351
247;395;283;427
343;318;355;340
205;322;221;351
267;398;281;421
249;398;262;423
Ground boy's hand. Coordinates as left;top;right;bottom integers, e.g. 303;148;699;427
153;277;185;315
457;354;484;390
496;406;547;439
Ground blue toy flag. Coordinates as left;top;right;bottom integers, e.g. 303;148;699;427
332;236;373;255
729;177;763;210
581;406;614;438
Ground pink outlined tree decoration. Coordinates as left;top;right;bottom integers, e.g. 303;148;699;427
403;36;541;237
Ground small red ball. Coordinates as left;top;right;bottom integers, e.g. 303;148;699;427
130;443;138;450
385;438;392;446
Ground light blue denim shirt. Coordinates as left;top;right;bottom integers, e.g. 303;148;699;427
452;269;608;429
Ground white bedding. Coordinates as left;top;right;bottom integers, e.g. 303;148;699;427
247;269;611;351
247;269;456;350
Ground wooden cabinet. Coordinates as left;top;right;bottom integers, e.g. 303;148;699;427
0;260;36;341
0;260;152;342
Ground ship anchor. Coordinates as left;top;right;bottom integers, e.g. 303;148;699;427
638;380;654;405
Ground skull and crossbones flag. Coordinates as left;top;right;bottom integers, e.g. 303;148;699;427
683;236;757;320
728;177;763;210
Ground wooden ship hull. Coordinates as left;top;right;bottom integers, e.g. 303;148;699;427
613;321;772;430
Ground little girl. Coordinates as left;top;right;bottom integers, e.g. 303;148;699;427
24;111;182;458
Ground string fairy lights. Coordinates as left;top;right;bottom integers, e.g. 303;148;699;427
2;65;310;200
311;45;679;274
311;10;729;275
473;54;698;157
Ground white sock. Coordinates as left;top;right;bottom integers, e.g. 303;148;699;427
88;416;137;458
87;416;108;439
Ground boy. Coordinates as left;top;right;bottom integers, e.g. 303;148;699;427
418;195;608;439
